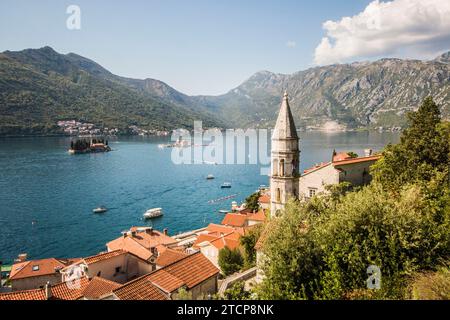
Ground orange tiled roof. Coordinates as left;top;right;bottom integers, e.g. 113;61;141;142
107;228;177;261
205;223;235;235
209;232;240;250
332;152;351;162
112;253;218;300
148;269;185;293
9;258;72;280
247;210;266;222
258;194;270;204
113;276;168;300
83;249;127;265
82;276;121;299
221;213;248;227
155;248;188;267
163;252;219;289
332;154;381;166
51;277;90;300
303;162;331;175
0;288;46;300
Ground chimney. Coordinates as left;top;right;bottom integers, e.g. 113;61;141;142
163;228;168;236
16;253;27;262
44;282;52;300
364;149;373;157
146;227;154;234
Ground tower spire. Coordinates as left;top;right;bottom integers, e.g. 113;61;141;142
272;90;298;140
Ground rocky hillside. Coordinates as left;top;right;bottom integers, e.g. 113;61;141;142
199;53;450;129
0;47;224;135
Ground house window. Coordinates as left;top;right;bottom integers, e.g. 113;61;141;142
276;188;281;202
32;265;39;271
308;188;317;198
97;271;101;277
115;266;121;274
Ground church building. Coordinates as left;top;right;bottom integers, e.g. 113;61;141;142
269;91;381;217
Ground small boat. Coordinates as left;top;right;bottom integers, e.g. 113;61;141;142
218;209;229;214
206;174;215;180
143;208;163;219
93;206;108;214
221;182;232;188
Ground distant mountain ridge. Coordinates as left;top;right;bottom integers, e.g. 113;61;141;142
0;46;224;135
199;52;450;129
0;46;449;135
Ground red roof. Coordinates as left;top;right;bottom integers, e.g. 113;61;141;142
83;250;127;265
107;227;177;261
258;194;270;204
113;277;168;300
333;155;381;166
162;252;219;289
81;276;121;299
221;213;248;227
0;288;46;300
113;253;219;300
9;258;72;280
0;276;119;300
155;248;188;267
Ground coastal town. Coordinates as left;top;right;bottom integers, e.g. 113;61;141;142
0;93;384;300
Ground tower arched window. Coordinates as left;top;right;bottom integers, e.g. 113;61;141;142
276;188;281;202
279;159;285;177
273;159;278;176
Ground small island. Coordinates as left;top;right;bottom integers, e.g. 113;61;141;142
68;138;111;154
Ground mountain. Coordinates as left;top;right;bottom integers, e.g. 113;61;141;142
200;54;450;129
1;46;449;136
0;46;224;135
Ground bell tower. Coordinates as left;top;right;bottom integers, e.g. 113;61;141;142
270;91;300;216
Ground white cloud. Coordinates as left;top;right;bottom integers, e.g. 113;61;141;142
314;0;450;65
286;41;296;48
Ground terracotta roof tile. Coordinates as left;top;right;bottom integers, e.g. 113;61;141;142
83;249;127;265
51;277;90;300
258;194;270;204
332;155;381;166
82;276;121;299
9;258;71;280
221;213;248;227
113;275;168;300
0;288;46;300
155;248;188;267
163;253;219;289
148;269;185;293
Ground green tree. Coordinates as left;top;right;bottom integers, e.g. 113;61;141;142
239;224;263;268
222;281;251;300
371;97;449;190
218;247;244;276
245;192;261;212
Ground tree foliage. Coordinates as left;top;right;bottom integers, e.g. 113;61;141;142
245;191;261;212
218;247;244;276
239;224;263;268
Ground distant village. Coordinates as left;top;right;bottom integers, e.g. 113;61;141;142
57;120;171;137
0;93;383;300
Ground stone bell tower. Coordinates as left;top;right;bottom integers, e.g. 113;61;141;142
270;91;300;216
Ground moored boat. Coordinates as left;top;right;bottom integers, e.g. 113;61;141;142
206;174;215;180
93;206;108;214
143;208;163;219
221;182;231;188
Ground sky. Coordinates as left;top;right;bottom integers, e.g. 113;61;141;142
1;0;449;95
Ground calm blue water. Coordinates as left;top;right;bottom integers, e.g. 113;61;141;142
0;131;399;263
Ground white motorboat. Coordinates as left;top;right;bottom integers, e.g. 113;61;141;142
206;174;215;180
93;206;108;214
143;208;163;219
